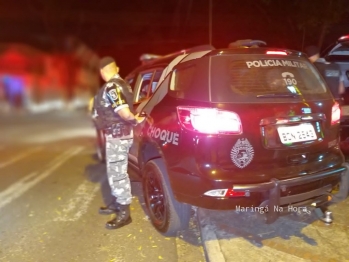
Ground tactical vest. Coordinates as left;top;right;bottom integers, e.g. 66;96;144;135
94;77;134;130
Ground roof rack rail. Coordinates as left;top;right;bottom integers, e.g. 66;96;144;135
139;45;215;64
139;54;163;64
162;45;215;59
228;39;267;48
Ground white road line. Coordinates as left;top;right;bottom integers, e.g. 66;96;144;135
0;146;43;169
54;181;100;222
22;128;96;143
0;147;83;211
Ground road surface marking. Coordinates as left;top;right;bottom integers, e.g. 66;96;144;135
0;146;43;169
22;128;96;143
0;147;83;211
54;181;100;222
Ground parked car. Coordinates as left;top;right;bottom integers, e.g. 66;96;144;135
323;35;349;90
97;42;349;236
322;35;349;143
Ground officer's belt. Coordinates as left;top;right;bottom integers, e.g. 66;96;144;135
104;123;132;138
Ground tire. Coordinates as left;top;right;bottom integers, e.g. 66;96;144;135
96;129;106;163
142;158;191;236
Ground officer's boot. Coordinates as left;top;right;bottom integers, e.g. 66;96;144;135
105;204;132;230
99;202;121;215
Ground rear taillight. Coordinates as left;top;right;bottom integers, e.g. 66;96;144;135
331;102;341;125
177;106;242;134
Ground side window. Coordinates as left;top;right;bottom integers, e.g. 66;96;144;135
169;64;196;98
149;70;163;95
134;68;164;103
134;72;153;103
141;73;172;115
330;45;349;56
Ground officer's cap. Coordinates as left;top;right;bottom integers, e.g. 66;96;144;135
99;56;116;69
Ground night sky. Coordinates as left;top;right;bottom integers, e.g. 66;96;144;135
1;0;349;74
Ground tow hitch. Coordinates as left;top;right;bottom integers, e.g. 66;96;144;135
315;208;333;224
314;162;349;224
262;162;349;224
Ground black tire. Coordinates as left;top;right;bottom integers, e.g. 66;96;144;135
96;129;106;163
142;158;191;236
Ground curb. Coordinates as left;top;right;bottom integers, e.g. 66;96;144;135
197;208;226;262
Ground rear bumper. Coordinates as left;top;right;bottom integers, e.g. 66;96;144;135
174;164;349;223
230;163;349;223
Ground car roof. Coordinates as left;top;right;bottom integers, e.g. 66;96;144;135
128;45;309;92
131;46;306;75
130;45;215;73
207;47;305;57
129;37;309;78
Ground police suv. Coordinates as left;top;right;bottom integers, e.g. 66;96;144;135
120;42;349;236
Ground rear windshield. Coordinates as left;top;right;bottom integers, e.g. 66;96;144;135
329;44;349;56
210;54;329;102
327;43;349;62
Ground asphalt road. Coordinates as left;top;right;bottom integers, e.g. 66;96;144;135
1;110;349;262
0;110;205;262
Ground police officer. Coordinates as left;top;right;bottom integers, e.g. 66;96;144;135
305;45;345;102
93;56;144;229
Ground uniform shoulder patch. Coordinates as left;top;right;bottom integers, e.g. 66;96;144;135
230;138;254;169
108;89;118;100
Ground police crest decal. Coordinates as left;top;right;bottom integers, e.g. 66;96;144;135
230;138;254;168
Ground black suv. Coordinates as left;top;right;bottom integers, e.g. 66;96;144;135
100;42;349;236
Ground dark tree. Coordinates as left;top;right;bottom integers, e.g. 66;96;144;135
258;0;349;50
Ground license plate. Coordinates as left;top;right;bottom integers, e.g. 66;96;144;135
341;105;349;116
277;124;317;144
